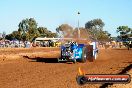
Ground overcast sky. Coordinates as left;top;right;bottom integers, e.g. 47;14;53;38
0;0;132;37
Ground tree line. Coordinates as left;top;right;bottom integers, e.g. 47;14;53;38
56;19;112;42
5;18;57;42
2;18;112;42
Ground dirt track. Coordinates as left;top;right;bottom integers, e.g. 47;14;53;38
0;48;132;88
0;47;60;62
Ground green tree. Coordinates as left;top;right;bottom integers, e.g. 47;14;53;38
5;34;13;40
97;30;111;42
117;26;132;41
18;18;39;42
85;19;105;40
6;18;57;41
37;27;49;37
5;31;19;40
37;27;57;38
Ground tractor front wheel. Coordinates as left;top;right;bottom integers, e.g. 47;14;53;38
73;59;76;64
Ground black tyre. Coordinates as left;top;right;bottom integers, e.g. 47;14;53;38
57;58;60;63
87;45;94;62
80;47;87;63
73;59;76;63
89;51;98;62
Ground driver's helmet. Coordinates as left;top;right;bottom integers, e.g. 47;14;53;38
71;41;78;46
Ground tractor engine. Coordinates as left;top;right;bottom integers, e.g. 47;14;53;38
61;42;78;61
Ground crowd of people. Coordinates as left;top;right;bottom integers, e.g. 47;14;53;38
0;39;126;49
0;40;31;48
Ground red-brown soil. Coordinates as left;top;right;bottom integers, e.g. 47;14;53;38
0;48;132;88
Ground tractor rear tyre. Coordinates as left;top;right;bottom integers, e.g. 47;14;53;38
80;47;87;63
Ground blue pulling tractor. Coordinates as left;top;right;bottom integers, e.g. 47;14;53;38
58;41;98;63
